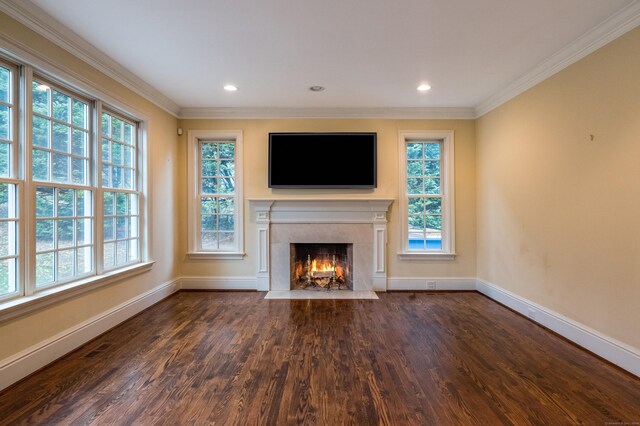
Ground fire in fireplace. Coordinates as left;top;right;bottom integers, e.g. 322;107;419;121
290;243;353;290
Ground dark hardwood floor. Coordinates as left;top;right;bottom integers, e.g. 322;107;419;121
1;291;639;425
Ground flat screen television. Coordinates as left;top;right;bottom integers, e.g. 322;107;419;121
268;132;377;188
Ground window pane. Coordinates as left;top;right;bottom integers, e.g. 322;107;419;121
202;160;217;177
33;190;50;220
32;116;50;148
0;183;15;218
123;145;133;167
129;194;138;215
104;242;115;268
111;117;123;140
57;188;74;216
407;160;421;177
408;197;424;215
52;91;71;123
202;178;217;194
77;247;92;274
201;197;217;214
424;160;440;177
407;143;422;159
425;198;442;214
77;218;92;246
424;178;441;195
128;239;139;262
426;215;442;231
58;249;74;279
104;192;115;215
102;138;110;162
0;221;16;257
201;143;217;159
202;214;216;231
218;197;234;214
32;81;50;115
36;220;54;251
101;113;110;137
201;232;217;249
72;100;87;129
112;166;122;189
52;153;70;183
0;258;16;297
0;66;9;103
219;232;234;250
72;130;86;156
116;240;127;264
407;178;423;195
0;104;10;140
219;215;234;231
0;141;9;177
77;190;91;217
124;123;134;144
32;149;50;181
102;164;111;187
116;192;127;215
36;252;55;287
129;216;139;238
104;217;115;241
116;217;127;239
58;219;75;248
112;142;122;165
424;143;440;159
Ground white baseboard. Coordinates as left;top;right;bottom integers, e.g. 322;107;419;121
0;278;180;391
387;277;476;291
476;278;640;377
180;276;258;290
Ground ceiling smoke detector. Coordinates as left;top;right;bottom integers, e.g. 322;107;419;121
309;86;325;92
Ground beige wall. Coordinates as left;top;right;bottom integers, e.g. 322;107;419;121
0;13;179;360
476;27;640;349
177;119;476;279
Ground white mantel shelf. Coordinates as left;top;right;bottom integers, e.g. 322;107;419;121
248;199;395;291
248;198;394;224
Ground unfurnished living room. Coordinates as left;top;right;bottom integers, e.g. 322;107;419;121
0;0;640;424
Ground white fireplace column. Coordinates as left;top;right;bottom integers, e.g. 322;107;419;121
249;199;394;292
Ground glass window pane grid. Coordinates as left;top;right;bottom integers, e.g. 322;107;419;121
198;141;236;251
406;141;443;252
101;112;137;191
35;187;94;287
1;62;16;181
103;190;139;269
0;183;18;297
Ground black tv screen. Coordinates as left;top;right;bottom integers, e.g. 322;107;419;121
269;132;377;188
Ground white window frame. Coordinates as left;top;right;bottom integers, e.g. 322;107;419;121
0;58;21;302
187;130;244;259
0;50;153;321
398;130;456;260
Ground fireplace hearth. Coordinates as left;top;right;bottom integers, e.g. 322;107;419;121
290;243;353;290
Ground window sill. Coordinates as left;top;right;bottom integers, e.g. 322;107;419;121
0;261;155;323
186;252;246;260
398;252;457;260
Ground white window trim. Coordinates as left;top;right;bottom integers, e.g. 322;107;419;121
186;130;244;259
398;130;456;260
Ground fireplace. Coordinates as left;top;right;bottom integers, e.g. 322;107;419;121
290;243;353;290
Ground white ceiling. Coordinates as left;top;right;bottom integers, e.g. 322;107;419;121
9;0;640;115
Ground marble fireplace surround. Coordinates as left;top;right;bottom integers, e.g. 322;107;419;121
249;199;394;291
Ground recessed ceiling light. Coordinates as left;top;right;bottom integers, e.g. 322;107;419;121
224;85;238;92
309;86;325;92
417;84;431;92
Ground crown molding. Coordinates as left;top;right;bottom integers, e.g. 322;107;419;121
178;107;476;120
475;1;640;118
0;0;180;117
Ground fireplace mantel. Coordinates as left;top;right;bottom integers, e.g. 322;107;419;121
248;199;394;291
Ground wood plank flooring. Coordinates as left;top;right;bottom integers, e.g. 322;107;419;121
1;291;639;425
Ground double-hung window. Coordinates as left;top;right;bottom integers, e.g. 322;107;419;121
0;52;149;313
101;111;140;269
399;131;455;259
0;60;18;300
32;77;94;286
187;130;243;258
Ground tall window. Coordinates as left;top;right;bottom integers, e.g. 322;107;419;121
399;131;455;259
187;130;243;258
101;111;140;269
0;52;149;310
32;78;93;287
0;61;17;299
